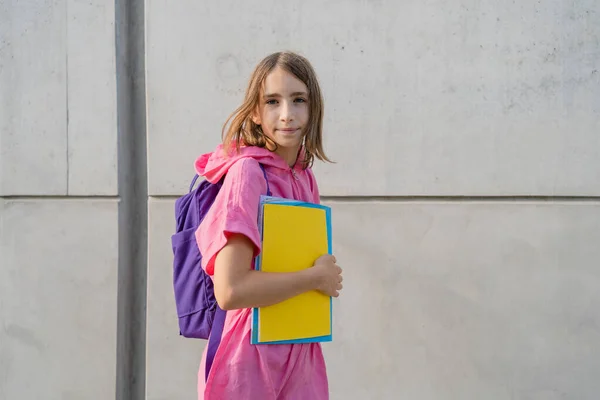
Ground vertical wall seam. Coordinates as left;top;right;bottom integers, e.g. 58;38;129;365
65;0;70;195
115;0;147;399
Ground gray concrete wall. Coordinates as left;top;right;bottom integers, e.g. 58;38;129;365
1;1;119;399
2;1;599;399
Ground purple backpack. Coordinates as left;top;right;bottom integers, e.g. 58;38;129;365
171;163;270;379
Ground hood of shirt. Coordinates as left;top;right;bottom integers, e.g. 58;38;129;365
195;144;304;183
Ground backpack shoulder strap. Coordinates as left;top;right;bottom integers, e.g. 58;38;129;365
188;174;200;193
258;163;272;196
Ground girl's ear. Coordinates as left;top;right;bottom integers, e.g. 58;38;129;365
251;108;261;126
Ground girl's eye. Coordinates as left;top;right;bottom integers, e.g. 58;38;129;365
266;99;278;105
294;98;307;103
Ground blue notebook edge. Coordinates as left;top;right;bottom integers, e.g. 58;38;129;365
251;196;333;345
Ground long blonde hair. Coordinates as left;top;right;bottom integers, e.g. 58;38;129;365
222;51;331;168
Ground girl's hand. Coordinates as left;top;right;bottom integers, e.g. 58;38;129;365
311;254;343;297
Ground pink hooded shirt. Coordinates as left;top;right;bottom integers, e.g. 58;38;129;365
194;144;329;400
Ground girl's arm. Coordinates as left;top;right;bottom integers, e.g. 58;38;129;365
213;233;342;310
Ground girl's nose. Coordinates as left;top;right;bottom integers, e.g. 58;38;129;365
280;101;294;122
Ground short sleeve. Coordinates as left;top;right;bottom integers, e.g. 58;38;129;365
195;158;268;276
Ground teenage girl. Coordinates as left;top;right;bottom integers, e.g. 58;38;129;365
194;51;343;399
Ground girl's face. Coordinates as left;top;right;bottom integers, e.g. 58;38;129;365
253;66;309;166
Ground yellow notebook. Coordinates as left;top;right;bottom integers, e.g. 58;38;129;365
251;196;333;345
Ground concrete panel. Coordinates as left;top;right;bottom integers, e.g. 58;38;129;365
0;0;68;195
323;201;600;400
0;199;118;400
146;0;600;196
146;198;205;400
144;197;600;399
145;0;238;196
66;0;118;195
